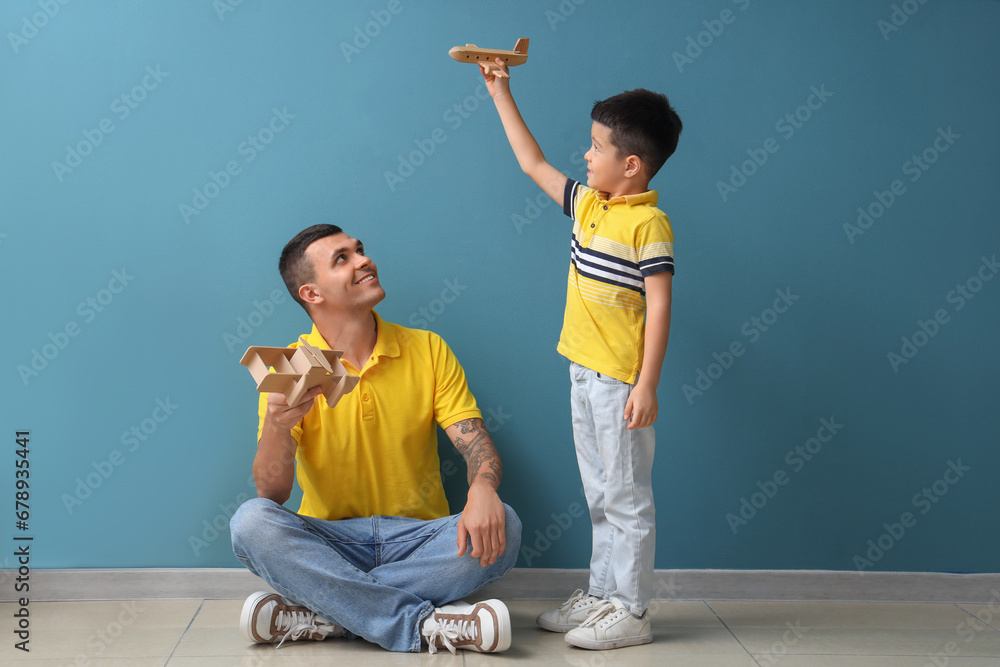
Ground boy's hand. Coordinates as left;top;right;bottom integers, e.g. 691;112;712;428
479;57;510;98
624;382;657;429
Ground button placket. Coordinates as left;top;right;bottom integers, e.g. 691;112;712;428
359;380;375;421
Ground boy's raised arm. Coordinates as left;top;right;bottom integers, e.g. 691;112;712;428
481;58;567;204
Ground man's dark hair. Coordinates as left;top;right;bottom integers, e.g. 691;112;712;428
591;89;682;180
279;224;343;313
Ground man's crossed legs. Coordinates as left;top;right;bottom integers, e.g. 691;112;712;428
231;498;521;653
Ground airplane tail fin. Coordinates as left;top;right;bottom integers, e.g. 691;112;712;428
513;38;529;54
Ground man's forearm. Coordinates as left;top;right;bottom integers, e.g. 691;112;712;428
253;418;298;503
447;418;503;490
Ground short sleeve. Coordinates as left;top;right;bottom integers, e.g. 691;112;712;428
636;213;675;276
429;333;482;429
563;179;589;221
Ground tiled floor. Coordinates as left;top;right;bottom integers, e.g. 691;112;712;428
3;597;1000;666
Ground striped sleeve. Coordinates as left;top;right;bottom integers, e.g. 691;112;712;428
563;179;586;221
636;216;675;276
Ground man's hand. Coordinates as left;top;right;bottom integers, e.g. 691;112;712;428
457;481;507;567
624;381;658;430
265;386;322;431
444;418;506;566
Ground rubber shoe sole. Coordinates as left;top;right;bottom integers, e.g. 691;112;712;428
240;591;277;643
565;631;652;650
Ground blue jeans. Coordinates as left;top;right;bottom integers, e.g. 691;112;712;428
570;361;656;616
230;498;521;652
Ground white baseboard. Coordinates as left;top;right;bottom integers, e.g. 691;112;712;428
2;568;996;603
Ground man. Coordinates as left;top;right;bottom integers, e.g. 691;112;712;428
230;224;521;654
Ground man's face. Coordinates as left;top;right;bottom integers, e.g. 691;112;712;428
301;233;385;314
584;121;632;194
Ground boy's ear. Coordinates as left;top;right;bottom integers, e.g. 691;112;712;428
624;155;643;179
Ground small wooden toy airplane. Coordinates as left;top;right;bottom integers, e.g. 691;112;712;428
240;336;359;408
448;38;529;78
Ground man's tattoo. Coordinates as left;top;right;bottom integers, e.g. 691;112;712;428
451;418;503;486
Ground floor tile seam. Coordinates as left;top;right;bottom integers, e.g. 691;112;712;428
702;599;764;666
164;598;206;663
955;601;1000;634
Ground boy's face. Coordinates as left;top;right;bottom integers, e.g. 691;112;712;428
301;233;385;314
584;122;633;194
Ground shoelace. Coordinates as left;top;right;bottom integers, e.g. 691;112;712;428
274;609;335;649
578;600;625;628
560;589;590;613
422;616;479;655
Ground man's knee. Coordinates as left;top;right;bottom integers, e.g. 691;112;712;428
230;497;284;549
502;504;522;567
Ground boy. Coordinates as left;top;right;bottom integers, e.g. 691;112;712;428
478;58;681;650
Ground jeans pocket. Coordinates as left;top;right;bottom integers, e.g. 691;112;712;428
595;372;626;386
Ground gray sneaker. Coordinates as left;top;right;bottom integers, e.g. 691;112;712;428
564;598;652;650
536;589;603;632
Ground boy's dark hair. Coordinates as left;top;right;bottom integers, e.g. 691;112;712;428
279;224;344;313
591;89;682;180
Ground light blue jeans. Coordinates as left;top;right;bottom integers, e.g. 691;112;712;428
230;498;521;652
570;361;656;616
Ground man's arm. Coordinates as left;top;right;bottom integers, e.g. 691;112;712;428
481;58;567;203
444;417;507;567
252;386;322;504
624;272;672;429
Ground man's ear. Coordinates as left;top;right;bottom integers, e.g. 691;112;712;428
299;283;322;308
624;155;643;179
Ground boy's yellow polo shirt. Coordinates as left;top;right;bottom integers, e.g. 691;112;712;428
557;180;675;383
256;312;481;522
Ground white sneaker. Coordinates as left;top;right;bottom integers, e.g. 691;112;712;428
564;598;651;650
421;599;511;654
240;591;345;648
537;589;603;632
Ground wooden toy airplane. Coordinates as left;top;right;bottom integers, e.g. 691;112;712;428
240;336;359;408
448;38;529;78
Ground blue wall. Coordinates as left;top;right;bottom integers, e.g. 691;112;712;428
1;0;997;573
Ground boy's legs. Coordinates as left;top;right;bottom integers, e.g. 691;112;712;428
569;362;656;616
230;497;520;652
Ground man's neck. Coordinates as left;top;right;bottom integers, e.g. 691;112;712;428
312;309;378;370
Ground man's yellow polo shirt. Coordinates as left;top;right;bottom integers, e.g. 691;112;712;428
256;312;481;521
557;179;675;383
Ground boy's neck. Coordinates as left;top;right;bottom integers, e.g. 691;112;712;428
603;180;652;199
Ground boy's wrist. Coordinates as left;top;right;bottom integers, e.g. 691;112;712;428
635;374;659;390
